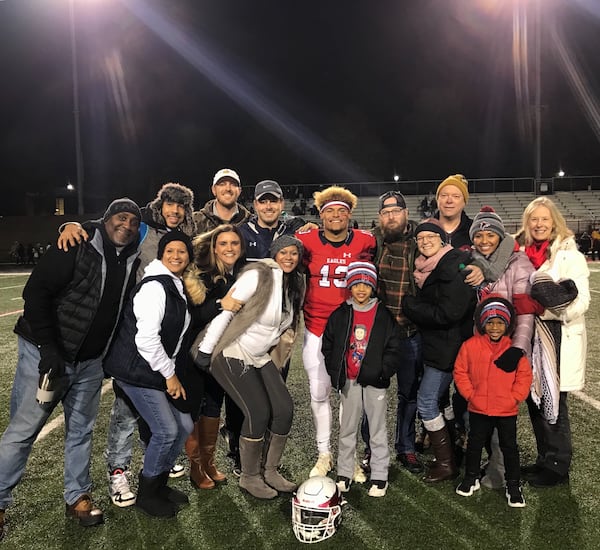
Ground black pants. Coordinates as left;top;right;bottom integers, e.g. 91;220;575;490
210;353;293;439
465;412;520;481
526;391;572;475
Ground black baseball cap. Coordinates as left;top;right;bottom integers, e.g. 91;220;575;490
378;191;407;212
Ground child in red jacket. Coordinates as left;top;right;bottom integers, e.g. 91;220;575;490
453;296;532;508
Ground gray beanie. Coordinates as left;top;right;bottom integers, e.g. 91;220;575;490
469;206;505;241
103;198;141;223
269;234;304;260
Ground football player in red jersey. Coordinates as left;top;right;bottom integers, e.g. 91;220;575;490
296;186;375;477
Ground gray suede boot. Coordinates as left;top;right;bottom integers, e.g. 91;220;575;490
239;437;278;499
263;431;297;493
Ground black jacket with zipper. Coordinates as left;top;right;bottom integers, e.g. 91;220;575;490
322;300;403;391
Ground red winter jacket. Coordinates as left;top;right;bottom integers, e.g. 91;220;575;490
453;333;532;417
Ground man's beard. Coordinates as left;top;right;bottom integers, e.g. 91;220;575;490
382;224;406;242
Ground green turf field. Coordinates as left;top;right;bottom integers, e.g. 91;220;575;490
0;268;599;549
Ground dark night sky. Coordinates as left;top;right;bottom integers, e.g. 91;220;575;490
1;0;600;215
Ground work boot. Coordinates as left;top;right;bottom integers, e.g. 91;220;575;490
239;437;278;499
423;425;458;483
263;431;297;493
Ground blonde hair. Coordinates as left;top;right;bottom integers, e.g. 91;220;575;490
517;196;572;246
313;186;357;212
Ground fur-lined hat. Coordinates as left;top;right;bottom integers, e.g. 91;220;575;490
148;182;196;236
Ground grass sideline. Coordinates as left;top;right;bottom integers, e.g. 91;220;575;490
0;268;598;549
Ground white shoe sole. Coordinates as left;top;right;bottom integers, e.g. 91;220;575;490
456;479;481;497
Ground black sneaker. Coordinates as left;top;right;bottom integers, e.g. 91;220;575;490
506;481;526;507
397;452;424;474
456;476;480;497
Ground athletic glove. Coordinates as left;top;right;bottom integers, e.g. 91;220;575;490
494;346;523;373
38;344;65;379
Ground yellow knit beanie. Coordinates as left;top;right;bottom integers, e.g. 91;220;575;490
436;174;469;204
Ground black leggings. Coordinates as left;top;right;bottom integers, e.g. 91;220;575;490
210;353;293;439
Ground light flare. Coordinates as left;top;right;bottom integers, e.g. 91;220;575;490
119;0;369;180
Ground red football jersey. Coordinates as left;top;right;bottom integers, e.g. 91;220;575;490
296;228;376;336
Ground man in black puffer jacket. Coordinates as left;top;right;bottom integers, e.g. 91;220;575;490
0;198;141;538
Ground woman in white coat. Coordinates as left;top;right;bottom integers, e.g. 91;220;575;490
515;197;590;488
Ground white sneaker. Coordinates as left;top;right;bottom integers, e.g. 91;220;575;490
353;462;367;484
108;468;136;507
169;464;185;478
309;453;333;477
368;480;388;498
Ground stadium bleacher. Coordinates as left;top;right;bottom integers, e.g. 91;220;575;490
352;190;599;234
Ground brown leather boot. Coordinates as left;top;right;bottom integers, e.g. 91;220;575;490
186;421;214;489
198;416;227;483
424;425;458;483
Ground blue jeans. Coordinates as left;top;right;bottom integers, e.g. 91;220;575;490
117;381;193;477
0;337;104;508
104;381;140;472
394;333;422;453
417;365;454;422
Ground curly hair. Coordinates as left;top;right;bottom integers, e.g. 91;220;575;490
313;185;357;212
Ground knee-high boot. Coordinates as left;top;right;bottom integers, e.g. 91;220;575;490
263;431;297;493
185;420;214;489
239;437;278;499
199;416;227;483
424;425;458;483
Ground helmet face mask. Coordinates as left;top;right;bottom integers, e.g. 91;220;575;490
292;476;343;543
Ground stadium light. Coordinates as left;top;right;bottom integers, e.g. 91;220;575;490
69;0;88;215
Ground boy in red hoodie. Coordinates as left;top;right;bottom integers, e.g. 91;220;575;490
453;296;532;507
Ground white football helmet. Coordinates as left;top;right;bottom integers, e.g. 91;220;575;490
292;476;343;543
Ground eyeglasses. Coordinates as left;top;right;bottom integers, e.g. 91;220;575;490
415;234;441;243
380;207;405;218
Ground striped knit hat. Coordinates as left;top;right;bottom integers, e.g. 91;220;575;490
475;295;514;335
345;261;377;290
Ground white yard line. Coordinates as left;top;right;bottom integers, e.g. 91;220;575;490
573;390;600;412
0;285;25;290
0;309;23;318
35;380;113;442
